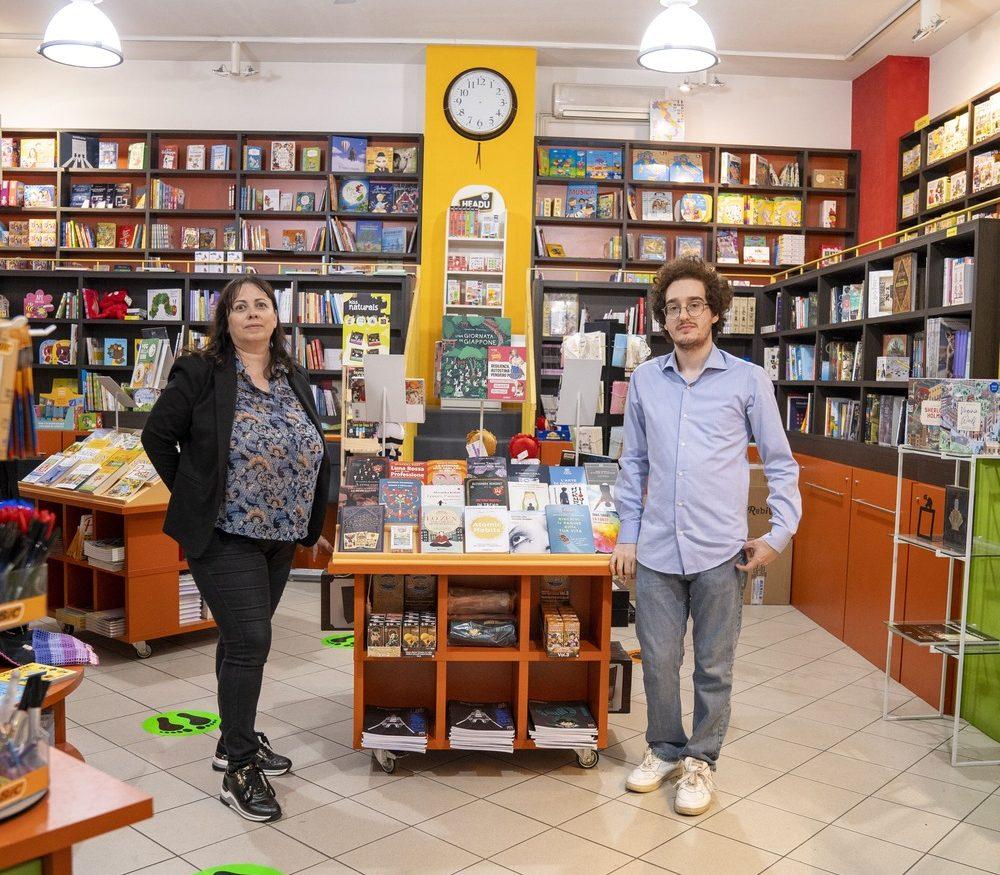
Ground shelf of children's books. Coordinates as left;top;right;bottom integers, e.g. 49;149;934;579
900;168;922;184
815;381;862;388
328;172;420;182
2;167;58;174
60;248;145;255
446;270;504;277
925;304;974;318
150;169;237;178
33;363;79;370
60;208;147;216
629;220;708;231
0;207;59;214
921;152;969;175
718;184;804;195
781;326;818;337
447;236;505;244
0;246;58;253
817;319;865;331
238;210;324;219
968;181;1000;203
534;217;622;228
83;320;184;327
535;176;625;188
534;257;621;267
864;380;909;390
333;251;417;261
333;211;419;221
148;208;237;217
865;311;926;326
239;170;329;180
62;167;149;175
83;364;132;371
626;179;714;191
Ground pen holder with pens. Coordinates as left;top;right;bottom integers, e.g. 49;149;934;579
0;563;48;632
0;672;51;822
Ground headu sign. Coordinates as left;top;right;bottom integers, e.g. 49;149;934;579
457;192;493;210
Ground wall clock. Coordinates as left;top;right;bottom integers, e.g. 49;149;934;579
443;67;517;141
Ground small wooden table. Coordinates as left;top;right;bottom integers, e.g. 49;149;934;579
43;668;85;760
0;747;153;875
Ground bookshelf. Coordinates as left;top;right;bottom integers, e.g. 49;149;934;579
0;128;422;269
443;185;507;315
531;136;859;280
0;267;413;424
760;218;1000;474
898;80;1000;231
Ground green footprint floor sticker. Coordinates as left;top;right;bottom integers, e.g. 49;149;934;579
194;866;285;875
142;708;221;736
322;632;354;648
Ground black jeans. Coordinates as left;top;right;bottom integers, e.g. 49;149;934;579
186;528;297;767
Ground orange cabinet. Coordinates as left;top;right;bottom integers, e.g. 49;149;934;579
791;454;853;637
843;469;906;675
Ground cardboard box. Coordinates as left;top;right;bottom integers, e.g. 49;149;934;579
745;465;793;605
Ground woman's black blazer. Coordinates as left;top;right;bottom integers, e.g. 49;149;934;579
141;351;331;560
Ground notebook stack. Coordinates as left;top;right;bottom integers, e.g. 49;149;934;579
361;705;429;752
447;700;515;753
528;700;598;750
178;573;202;626
86;608;125;638
83;538;125;572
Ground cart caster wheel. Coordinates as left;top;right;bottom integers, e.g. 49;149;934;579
576;749;599;769
372;749;397;774
61;624;74;634
134;642;152;659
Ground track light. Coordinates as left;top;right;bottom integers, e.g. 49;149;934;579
913;0;948;41
678;79;692;93
213;42;259;78
38;0;123;68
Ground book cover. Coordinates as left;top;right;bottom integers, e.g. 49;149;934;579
549;466;587;485
339;179;370;212
295;192;316;212
631;149;670;181
185;144;206;170
640;190;673;221
508;482;547;512
448;701;515;733
547;148;585;177
565;184;598;218
509;461;547;483
638;235;667;262
339;505;385;552
508;511;550;553
329;136;367;171
486;346;527;402
392;184;419;213
382;227;407;253
675;236;705;259
365;145;393;174
378;478;421;525
675;192;712;222
716;229;739;263
585;149;623;179
270;140;295;171
426;459;467;484
420;505;465;553
159;145;178;169
345;454;390;485
300;146;322;172
368;183;394;213
545;505;596;553
421;483;464;507
464;507;510;553
340;484;379;507
584;462;619;487
210;144;230;170
103;338;127;367
467;456;508;479
440;315;512;401
393;147;418;173
548;484;588;506
355;220;383;253
465;476;509;507
529;700;596;731
388;461;426;482
98;141;118;169
669;152;705;183
147;288;181;321
942;485;970;551
891;252;917;313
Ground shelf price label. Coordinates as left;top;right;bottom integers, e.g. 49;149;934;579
914;114;931;132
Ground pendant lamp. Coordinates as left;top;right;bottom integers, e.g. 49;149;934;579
38;0;123;68
638;0;719;74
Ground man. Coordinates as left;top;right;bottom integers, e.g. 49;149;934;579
611;257;800;816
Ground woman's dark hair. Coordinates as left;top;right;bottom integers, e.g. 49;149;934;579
197;276;294;379
649;256;733;340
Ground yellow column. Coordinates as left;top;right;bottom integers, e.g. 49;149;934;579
418;46;537;388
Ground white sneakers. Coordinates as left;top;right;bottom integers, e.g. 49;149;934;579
673;756;715;816
625;748;681;792
626;749;715;816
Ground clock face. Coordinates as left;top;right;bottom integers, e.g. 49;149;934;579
444;68;517;141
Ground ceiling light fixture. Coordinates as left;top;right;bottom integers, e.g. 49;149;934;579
912;0;947;41
213;41;258;78
678;79;692;93
38;0;123;68
638;0;719;74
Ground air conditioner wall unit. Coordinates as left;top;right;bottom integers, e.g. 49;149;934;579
552;82;668;122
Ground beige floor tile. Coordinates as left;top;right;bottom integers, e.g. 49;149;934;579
908;749;1000;794
266;772;342;817
792;751;899;794
127;770;207;813
83;748;160;782
64;723;118;756
265;696;354;730
802;658;873;682
874;771;989;820
261;654;331;681
417;798;547;857
793;699;882;731
126;731;221;770
336;827;479;875
789;825;921;875
546;759;633;799
263;729;353;769
748;774;866;823
966;793;1000;832
700;798;825;855
283;667;356;697
275;798;404;857
133;796;264;854
732;661;788;685
270;633;333;656
148;652;218;680
768;637;844;660
908;855;1000;874
608;707;649;733
128;860;200;875
613;861;677;875
296;749;408;797
607;723;642;746
183;825;326;873
295;861;371;875
86;712;169;748
310;718;355;747
66;690;149;725
419;753;537;798
488;774;604;826
621;783;739;826
931;822;1000;873
828;731;930;770
561;798;688;857
823;647;881;670
764;860;839;875
403;748;473;774
492;827;631;875
603;733;651;765
712;758;783;798
72;826;173;875
824;683;912;712
117;677;212;710
508;748;578;773
733;685;816;715
353;774;475;825
835;796;958;852
92;663;174;690
722;732;819;772
739;621;813;648
755;715;854;750
728;701;785;732
738;648;818;671
642;827;778;874
763;670;851;699
860;716;955;748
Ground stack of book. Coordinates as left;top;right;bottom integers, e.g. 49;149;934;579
361;705;429;753
86;608;125;638
178;573;202;626
447;701;515;753
83;538;125;572
528;700;598;750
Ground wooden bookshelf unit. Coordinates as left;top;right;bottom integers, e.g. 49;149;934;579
331;553;613;771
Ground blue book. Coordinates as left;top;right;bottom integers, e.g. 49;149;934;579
103;337;127;367
381;227;407;253
368;183;393;213
243;145;264;171
586;149;623;179
565;184;599;219
548;466;586;484
611;333;628;367
355;220;383;253
546;505;596;553
329;136;367;171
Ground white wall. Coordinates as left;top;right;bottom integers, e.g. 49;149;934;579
536;66;853;149
0;54;853;149
930;7;1000;115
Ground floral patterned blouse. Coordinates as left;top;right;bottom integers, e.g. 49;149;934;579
216;358;324;541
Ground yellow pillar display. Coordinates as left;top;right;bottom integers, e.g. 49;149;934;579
418;45;537;389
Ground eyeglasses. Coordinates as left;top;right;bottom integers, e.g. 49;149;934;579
663;300;708;320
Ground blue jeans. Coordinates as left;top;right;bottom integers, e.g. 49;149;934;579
636;554;745;768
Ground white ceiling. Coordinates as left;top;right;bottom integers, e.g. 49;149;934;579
0;0;998;79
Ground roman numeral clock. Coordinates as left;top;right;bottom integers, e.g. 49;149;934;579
444;68;518;141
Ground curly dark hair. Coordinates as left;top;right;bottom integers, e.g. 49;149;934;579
648;256;733;340
195;276;295;379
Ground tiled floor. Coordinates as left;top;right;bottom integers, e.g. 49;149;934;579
60;582;1000;875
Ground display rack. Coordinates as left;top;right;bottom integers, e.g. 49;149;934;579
18;480;204;658
443;184;507;316
883;446;1000;767
897;80;1000;231
532;135;859;278
329;552;613;773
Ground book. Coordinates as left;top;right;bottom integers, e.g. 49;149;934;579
509;462;548;484
421;483;464;506
300;146;322;172
467;457;508;479
668;152;705;183
638;235;667;262
355;220;383;253
465;477;509;507
508;511;550;553
464;507;510;553
243;144;264;171
378;478;421;525
439;314;512;401
716;229;739;264
392;184;419;213
366;145;393;174
720;152;743;185
508;482;547;512
675;236;705;259
270;141;295;171
345;454;390;486
420;505;465;553
447;701;515;752
585;148;623;179
393;147;418;173
528;701;598;749
210;144;230;170
329;136;367;171
547;148;585;178
426;460;467;484
892;253;918;313
545;505;596;553
631;149;670;181
640;190;673;221
675;192;712;223
548;484;588;506
548;466;586;484
339;505;385;552
368;183;393;213
127;142;146;169
339;179;369;212
565;184;598;219
103;338;127;367
362;706;428;752
486;346;527;402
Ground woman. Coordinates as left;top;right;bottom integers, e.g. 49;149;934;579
143;277;332;823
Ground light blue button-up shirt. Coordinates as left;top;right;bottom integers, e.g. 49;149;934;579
615;345;801;575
